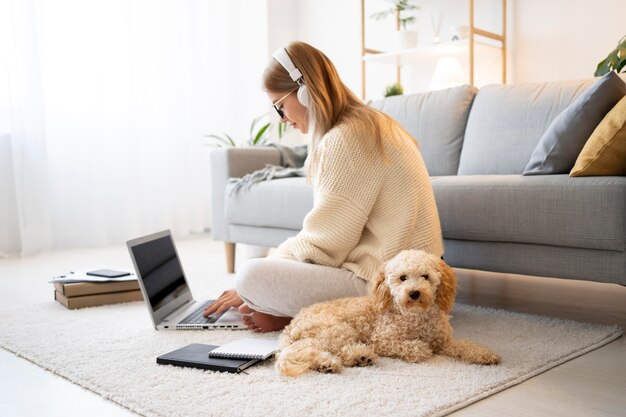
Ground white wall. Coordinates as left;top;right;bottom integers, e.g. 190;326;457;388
214;1;270;143
511;0;626;83
267;0;298;54
265;0;304;145
294;0;363;97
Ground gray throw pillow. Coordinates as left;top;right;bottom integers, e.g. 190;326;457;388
523;71;626;175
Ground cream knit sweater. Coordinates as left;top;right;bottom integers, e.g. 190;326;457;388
272;118;444;283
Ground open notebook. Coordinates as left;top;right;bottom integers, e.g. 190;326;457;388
208;338;279;360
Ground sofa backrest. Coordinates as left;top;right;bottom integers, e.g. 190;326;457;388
369;85;477;176
457;78;598;175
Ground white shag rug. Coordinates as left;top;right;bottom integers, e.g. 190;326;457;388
0;301;621;417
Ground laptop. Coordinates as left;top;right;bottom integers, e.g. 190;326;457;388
126;230;245;330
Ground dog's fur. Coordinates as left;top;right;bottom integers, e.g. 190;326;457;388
276;250;501;377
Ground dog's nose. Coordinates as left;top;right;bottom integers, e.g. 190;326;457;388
409;291;420;300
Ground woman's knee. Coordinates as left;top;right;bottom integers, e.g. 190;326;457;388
235;258;289;316
234;258;270;299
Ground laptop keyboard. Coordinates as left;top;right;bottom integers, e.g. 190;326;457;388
179;299;221;325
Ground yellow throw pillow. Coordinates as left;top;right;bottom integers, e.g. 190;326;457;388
570;94;626;176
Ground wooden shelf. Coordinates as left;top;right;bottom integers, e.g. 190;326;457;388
360;0;507;100
362;39;500;67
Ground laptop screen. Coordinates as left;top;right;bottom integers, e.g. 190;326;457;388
129;234;189;312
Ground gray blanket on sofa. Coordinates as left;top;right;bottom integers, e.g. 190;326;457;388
228;144;308;195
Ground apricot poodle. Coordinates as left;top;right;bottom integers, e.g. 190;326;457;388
276;249;501;376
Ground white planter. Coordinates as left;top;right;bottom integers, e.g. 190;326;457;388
396;30;417;49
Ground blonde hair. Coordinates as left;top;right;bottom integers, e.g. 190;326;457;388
263;41;392;177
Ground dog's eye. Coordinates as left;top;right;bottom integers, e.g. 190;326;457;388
422;274;429;280
399;275;407;282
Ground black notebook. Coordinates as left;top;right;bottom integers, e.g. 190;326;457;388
157;343;259;373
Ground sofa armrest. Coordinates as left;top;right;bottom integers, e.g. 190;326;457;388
209;147;282;241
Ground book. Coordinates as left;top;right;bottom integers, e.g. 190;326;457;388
207;338;278;360
157;343;259;373
54;289;143;309
54;280;140;297
49;270;137;284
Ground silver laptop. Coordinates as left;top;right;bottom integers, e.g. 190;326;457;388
126;230;245;330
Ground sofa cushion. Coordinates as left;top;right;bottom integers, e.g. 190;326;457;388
570;94;626;177
458;78;598;175
431;174;626;251
369;85;477;176
523;71;626;175
225;177;312;230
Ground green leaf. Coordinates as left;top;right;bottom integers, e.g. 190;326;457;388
249;115;260;137
206;112;281;148
397;0;419;12
252;122;270;145
384;82;404;97
618;44;626;61
609;50;620;68
206;133;236;147
279;122;291;139
371;0;419;25
401;16;415;29
595;56;611;76
370;9;394;21
249;113;269;137
224;133;237;147
594;48;621;76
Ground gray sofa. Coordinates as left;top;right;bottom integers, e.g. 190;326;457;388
210;76;626;286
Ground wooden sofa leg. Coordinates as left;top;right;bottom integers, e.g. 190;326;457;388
224;242;236;273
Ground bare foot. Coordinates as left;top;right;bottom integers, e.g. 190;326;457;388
238;305;292;333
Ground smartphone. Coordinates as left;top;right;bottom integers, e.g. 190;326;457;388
86;269;131;278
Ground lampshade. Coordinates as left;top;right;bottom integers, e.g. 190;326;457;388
430;57;465;91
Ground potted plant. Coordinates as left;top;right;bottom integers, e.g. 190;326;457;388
595;35;626;76
206;113;289;147
371;0;420;49
384;82;404;97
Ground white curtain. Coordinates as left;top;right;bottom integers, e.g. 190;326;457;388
0;0;51;256
0;0;270;256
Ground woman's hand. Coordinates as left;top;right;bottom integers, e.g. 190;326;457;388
203;289;244;317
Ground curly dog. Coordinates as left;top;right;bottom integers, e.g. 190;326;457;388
276;249;501;376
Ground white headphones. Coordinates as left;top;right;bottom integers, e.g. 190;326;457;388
272;47;309;107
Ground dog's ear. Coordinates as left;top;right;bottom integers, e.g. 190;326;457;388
435;259;457;313
371;269;392;312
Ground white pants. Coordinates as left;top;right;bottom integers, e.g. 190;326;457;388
234;258;369;318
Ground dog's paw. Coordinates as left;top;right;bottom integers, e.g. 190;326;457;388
441;339;501;365
340;343;378;367
473;350;501;365
315;352;343;374
397;342;434;363
355;354;377;367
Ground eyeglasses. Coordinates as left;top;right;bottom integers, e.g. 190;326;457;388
272;88;298;119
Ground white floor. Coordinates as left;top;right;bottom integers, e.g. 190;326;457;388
1;234;625;417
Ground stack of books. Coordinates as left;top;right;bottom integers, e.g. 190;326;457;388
52;272;143;309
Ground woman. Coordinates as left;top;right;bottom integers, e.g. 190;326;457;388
204;41;443;332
